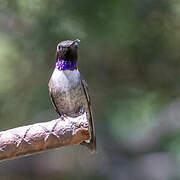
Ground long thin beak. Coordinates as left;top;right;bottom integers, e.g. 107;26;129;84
73;39;80;43
70;39;80;47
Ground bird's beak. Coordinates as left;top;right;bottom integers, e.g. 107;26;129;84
73;39;80;43
70;39;80;47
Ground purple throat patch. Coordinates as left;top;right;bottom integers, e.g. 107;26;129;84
56;59;77;70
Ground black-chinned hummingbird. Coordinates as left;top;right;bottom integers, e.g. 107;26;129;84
48;39;96;152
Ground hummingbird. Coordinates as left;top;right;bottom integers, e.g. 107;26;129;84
48;39;96;152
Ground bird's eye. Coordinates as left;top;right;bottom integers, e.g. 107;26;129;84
74;44;78;49
58;45;62;50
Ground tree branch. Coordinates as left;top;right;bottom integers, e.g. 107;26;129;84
0;113;90;162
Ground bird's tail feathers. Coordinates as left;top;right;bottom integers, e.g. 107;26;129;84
80;136;97;153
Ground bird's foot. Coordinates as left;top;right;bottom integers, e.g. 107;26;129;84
60;114;68;121
78;106;85;115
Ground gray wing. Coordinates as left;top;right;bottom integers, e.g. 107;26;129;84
80;77;96;152
49;88;61;116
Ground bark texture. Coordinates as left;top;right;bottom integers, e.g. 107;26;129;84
0;113;90;162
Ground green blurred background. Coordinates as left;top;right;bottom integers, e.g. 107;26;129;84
1;0;180;179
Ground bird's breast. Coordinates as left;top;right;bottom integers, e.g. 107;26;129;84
50;68;81;92
49;68;87;116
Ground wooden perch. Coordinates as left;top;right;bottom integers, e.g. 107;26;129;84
0;113;90;162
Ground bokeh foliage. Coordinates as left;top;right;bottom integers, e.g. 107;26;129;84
0;0;180;179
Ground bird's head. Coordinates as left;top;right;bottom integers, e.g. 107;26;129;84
56;39;80;62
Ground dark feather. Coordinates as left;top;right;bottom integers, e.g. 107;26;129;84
49;89;61;116
80;77;96;152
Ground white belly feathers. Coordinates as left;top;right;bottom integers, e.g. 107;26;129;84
50;68;81;92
